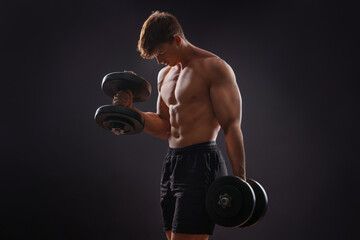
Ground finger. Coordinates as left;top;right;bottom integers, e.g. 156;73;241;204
126;89;134;98
115;90;126;96
116;97;130;103
116;91;131;99
114;91;122;98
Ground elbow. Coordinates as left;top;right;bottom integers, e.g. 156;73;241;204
222;120;242;136
163;128;171;141
145;129;170;141
159;131;171;141
157;125;171;141
160;135;170;141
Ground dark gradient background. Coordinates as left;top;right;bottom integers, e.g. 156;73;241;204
1;0;358;239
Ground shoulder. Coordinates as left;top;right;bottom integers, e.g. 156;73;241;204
191;47;234;75
157;66;171;91
200;56;236;85
208;57;234;76
157;66;170;82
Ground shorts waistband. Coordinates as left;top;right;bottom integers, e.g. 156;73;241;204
167;141;218;154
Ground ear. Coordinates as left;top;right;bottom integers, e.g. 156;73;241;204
173;35;182;47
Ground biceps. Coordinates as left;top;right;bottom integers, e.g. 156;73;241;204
210;82;242;131
156;94;170;120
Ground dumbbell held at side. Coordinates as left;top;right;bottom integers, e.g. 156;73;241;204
94;71;151;135
205;176;268;228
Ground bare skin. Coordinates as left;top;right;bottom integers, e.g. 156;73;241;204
113;35;245;240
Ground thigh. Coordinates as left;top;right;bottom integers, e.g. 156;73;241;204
160;153;176;231
172;191;215;235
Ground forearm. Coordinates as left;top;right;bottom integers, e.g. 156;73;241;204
224;123;246;180
133;108;171;140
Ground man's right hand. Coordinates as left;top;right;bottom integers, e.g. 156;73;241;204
112;90;134;108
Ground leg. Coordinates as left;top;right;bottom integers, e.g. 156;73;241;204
161;154;176;240
171;232;210;240
165;230;172;240
162;143;226;239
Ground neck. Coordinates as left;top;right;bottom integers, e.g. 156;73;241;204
177;40;197;69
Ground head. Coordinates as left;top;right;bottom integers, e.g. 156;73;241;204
137;11;185;66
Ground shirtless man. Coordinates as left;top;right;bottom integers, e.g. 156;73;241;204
113;11;246;240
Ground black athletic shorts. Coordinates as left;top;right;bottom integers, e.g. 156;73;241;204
160;141;228;235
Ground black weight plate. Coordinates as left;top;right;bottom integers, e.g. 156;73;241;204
213;185;242;218
239;178;268;228
206;176;255;228
94;105;144;135
101;72;151;102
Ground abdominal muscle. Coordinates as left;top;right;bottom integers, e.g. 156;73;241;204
168;100;220;148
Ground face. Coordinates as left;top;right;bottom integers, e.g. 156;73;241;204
154;38;180;66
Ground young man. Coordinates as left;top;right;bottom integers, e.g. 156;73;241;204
113;11;246;240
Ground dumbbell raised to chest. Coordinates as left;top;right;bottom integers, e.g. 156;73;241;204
205;176;268;228
94;71;151;135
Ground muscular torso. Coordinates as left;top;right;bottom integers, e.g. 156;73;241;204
159;55;221;148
